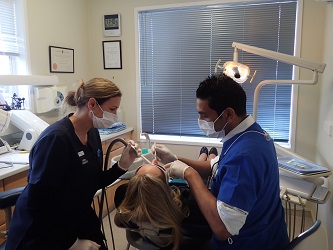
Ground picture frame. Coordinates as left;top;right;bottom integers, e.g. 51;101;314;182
103;14;121;37
49;46;74;73
103;40;122;69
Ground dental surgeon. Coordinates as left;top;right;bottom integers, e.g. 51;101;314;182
153;74;289;250
6;78;137;250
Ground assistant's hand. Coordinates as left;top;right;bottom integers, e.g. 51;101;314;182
169;160;191;179
118;140;140;170
69;238;101;250
151;144;177;164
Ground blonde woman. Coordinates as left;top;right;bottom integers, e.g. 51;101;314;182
115;162;189;250
7;78;138;250
115;160;211;249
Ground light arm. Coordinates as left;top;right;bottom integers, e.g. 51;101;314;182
253;72;319;120
232;42;326;73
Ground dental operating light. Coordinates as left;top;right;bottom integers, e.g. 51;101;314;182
217;42;326;120
215;60;250;84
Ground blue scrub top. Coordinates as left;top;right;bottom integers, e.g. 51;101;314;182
210;122;289;250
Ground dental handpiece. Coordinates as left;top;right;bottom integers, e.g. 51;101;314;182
153;142;157;160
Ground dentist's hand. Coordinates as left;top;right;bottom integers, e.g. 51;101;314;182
119;140;140;170
151;144;177;164
69;238;101;250
169;160;191;179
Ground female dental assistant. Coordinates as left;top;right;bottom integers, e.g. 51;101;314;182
6;78;136;250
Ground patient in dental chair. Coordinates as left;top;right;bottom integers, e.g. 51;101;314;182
114;160;211;250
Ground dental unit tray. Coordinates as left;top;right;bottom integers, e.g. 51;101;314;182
278;156;331;178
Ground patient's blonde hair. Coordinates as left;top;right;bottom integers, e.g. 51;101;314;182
118;174;187;250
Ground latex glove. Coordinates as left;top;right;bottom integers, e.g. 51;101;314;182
118;140;140;170
69;238;101;250
151;144;177;164
170;160;190;179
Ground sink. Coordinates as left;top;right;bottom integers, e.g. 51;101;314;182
111;151;154;179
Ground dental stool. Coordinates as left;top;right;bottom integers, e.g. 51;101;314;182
0;186;25;250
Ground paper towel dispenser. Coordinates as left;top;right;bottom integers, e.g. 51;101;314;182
34;86;67;113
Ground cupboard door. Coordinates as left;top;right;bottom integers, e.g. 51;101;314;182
102;131;132;153
3;170;28;191
0;179;5;243
92;180;128;218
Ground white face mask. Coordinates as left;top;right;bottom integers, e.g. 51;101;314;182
91;103;117;129
198;110;228;138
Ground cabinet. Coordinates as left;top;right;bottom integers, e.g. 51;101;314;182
0;170;28;244
0;180;4;244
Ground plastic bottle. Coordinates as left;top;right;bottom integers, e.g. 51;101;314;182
141;132;150;154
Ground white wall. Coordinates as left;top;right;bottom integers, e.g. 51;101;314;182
316;4;333;249
295;0;326;160
25;0;91;124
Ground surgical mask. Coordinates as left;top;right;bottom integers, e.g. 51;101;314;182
91;103;117;129
198;110;228;138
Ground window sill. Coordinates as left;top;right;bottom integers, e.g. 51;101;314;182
140;134;292;150
140;134;223;147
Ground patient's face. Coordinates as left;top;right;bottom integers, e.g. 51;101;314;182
136;160;167;182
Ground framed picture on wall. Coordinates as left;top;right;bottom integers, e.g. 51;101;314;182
49;46;74;73
103;40;122;69
103;14;121;37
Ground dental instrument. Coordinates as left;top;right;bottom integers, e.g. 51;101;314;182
153;142;157;160
140;153;153;165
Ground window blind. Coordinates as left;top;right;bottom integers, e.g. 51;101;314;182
0;0;18;55
139;0;297;142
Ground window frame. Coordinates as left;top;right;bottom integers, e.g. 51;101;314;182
0;0;31;110
134;0;303;150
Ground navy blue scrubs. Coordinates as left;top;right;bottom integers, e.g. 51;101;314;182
6;114;126;250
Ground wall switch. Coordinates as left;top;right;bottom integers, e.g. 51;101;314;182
324;121;333;137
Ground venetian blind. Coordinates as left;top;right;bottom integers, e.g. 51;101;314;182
0;0;18;55
139;0;297;142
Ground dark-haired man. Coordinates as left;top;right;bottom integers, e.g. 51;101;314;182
154;74;289;250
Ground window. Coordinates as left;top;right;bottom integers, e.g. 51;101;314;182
138;0;297;143
0;0;29;109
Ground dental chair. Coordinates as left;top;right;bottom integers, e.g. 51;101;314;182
119;221;211;250
284;220;327;250
124;227;174;250
0;186;25;250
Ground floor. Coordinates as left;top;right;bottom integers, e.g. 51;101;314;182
102;209;131;250
284;207;314;241
101;207;314;250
